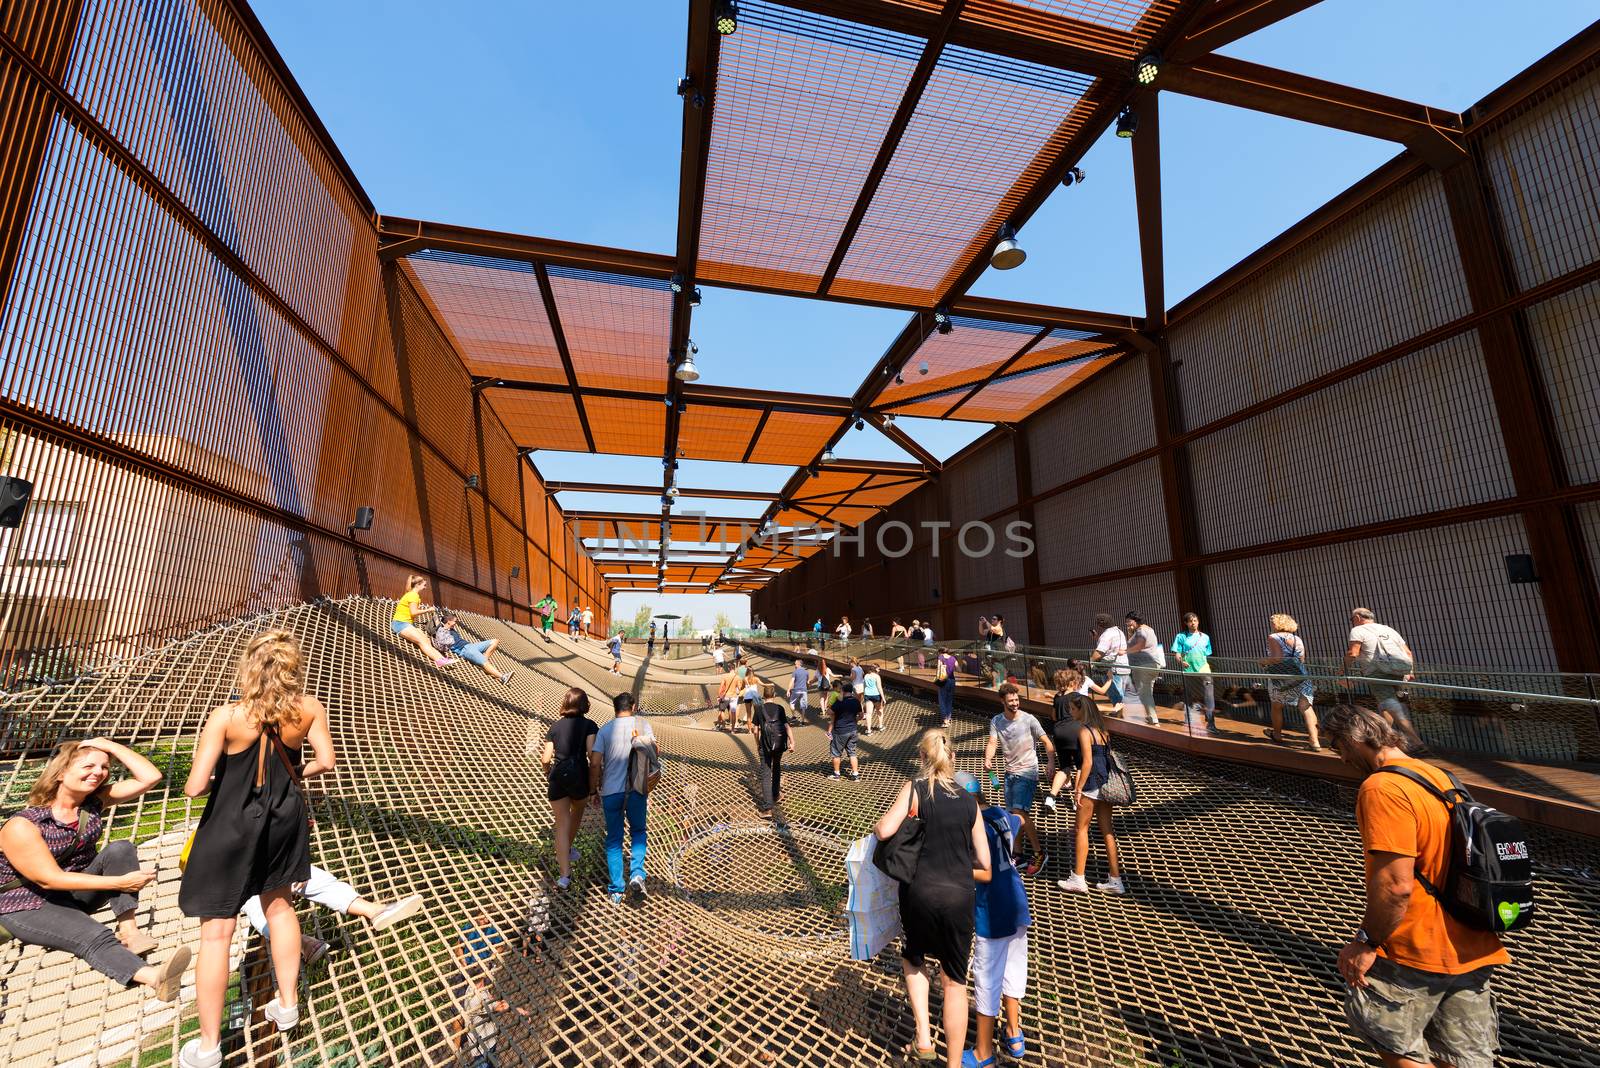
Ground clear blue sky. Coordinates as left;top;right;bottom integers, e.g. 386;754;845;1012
255;0;1596;624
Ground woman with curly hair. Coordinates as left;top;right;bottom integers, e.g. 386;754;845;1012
178;631;336;1068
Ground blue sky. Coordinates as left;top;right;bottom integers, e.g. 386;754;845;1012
255;0;1598;624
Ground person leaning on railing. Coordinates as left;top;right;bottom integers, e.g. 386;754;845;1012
0;738;190;1001
1344;608;1424;752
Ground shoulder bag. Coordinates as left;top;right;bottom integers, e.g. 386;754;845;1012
872;782;924;884
1098;731;1137;807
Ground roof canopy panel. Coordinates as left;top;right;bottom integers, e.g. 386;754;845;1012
402;252;566;384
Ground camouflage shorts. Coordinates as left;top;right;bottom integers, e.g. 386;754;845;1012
1345;958;1499;1068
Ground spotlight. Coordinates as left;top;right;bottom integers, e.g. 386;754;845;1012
854;416;865;431
821;448;836;464
933;307;953;335
990;224;1026;270
918;360;930;375
894;373;905;385
347;506;374;536
689;287;702;307
670;274;685;293
1134;52;1161;86
883;413;895;425
1061;166;1085;187
1116;106;1138;138
666;485;679;499
715;0;738;35
675;353;700;381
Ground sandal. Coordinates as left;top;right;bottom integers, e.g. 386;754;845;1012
1001;1026;1026;1059
1267;728;1284;744
962;1052;997;1068
904;1041;937;1061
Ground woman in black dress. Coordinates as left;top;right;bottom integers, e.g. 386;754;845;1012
875;730;991;1066
178;631;335;1068
540;687;598;890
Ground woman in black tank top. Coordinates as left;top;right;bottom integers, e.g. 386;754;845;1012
177;632;336;1068
875;730;992;1065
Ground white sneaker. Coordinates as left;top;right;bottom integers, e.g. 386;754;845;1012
1096;876;1126;895
263;996;299;1031
556;876;571;890
1043;794;1058;812
629;875;647;899
178;1040;223;1068
1146;714;1160;725
1057;873;1089;893
371;894;425;931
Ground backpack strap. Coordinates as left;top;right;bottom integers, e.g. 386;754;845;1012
1371;765;1472;899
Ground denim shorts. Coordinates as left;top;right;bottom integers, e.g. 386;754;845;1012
830;731;857;760
390;619;410;634
455;640;493;666
1004;772;1038;813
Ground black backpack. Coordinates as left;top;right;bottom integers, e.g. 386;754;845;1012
1376;766;1533;933
757;702;786;752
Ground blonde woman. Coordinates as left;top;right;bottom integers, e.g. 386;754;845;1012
178;632;336;1068
1056;693;1125;894
392;575;455;668
875;730;992;1066
1260;613;1321;751
0;739;187;1000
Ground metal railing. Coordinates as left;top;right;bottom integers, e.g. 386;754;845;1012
745;634;1600;768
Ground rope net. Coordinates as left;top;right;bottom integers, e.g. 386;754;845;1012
0;598;1596;1067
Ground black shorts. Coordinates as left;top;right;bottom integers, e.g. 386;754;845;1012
547;774;589;802
900;884;975;984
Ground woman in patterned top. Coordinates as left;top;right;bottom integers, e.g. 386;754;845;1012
0;738;189;1000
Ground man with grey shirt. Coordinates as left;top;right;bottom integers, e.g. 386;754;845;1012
1345;608;1422;750
594;693;659;904
983;684;1055;877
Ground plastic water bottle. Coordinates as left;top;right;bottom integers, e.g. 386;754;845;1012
988;770;1001;791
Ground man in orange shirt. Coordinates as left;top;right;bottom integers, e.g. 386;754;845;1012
1324;705;1507;1068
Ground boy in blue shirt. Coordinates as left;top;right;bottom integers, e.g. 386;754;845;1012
957;772;1031;1067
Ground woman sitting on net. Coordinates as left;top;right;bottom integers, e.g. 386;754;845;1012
0;738;190;1001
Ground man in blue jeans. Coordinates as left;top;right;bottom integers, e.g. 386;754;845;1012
983;684;1055;877
593;693;659;904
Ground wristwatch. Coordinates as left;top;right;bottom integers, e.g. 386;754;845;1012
1353;928;1373;946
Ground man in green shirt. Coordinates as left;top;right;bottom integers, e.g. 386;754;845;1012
535;594;557;634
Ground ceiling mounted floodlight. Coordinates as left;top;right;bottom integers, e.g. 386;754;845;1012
670;274;685;293
854;415;865;431
990;224;1026;270
933;306;953;335
666;485;679;499
689;287;703;307
821;448;837;464
1134;52;1161;86
883;413;895;425
715;0;739;35
1062;166;1086;187
675;353;699;381
1116;106;1139;138
894;372;905;385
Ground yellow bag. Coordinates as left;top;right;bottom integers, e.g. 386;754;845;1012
179;830;196;872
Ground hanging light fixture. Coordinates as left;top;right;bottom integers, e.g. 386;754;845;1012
675;342;699;381
821;448;837;464
918;360;930;375
1134;52;1161;86
1061;166;1086;187
715;0;739;35
689;287;703;307
1116;106;1139;138
990;224;1026;270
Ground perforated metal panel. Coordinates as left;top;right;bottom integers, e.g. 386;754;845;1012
1040;571;1180;649
1034;458;1169;583
1482;67;1600;289
1027;356;1154;494
952;509;1025;600
1168;172;1470;431
1185;331;1516;554
1524;279;1600;485
1203;515;1556;670
944;433;1015;525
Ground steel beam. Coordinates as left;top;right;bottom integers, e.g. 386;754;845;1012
478;377;852;416
867;413;944;471
1168;0;1327;62
818;0;968;295
1156;54;1466;168
533;263;597;453
376;216;674;275
1131;93;1165;329
547;481;780;501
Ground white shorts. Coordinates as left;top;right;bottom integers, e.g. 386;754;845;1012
971;929;1029;1017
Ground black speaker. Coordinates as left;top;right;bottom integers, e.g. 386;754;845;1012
1505;553;1537;584
510;566;521;579
350;506;374;532
0;476;34;529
